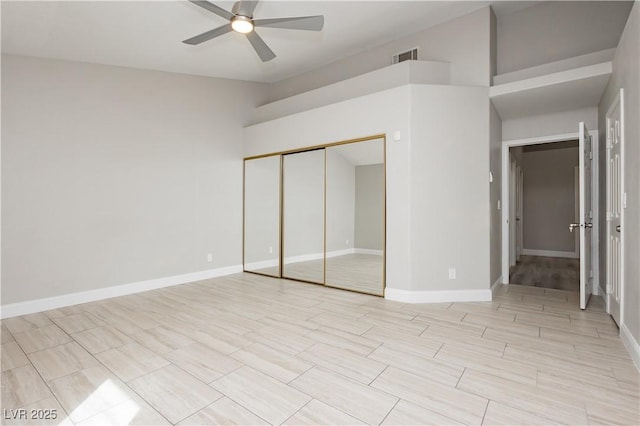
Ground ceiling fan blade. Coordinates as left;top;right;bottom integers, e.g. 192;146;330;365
253;15;324;31
232;1;259;17
245;31;276;62
183;24;232;45
188;0;234;20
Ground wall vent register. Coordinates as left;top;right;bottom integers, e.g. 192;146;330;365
392;48;418;64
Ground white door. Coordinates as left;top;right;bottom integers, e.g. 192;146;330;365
606;94;623;325
516;167;524;262
578;122;593;310
509;159;517;267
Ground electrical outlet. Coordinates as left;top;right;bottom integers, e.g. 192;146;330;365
448;268;456;280
207;253;213;263
268;246;273;254
346;239;349;245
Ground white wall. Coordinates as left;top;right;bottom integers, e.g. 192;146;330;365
502;107;598;141
521;146;579;253
354;164;384;251
326;149;356;253
497;1;633;74
490;104;503;284
410;85;490;292
268;7;493;102
598;2;640;349
1;54;267;305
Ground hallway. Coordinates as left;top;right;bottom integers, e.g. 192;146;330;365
510;255;579;292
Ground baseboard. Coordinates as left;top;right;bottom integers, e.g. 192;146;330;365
491;276;503;298
521;249;579;259
620;322;640;372
353;248;383;256
385;288;492;304
244;259;279;271
0;264;243;319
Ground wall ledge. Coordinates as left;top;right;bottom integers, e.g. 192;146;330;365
0;265;243;319
384;287;492;304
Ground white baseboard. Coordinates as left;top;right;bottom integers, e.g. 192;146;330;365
244;258;279;271
278;248;382;266
491;276;503;298
354;248;383;256
385;288;492;304
521;249;579;259
0;264;243;319
620;322;640;372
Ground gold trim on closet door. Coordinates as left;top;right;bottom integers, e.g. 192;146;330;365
243;133;386;297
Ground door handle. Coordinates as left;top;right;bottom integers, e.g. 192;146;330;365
585;223;593;229
616;225;621;233
569;223;580;232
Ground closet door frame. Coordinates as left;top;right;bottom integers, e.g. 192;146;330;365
243;133;386;296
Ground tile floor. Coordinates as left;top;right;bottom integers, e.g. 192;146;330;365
1;273;638;425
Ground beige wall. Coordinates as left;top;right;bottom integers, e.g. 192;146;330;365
497;1;633;74
598;2;640;345
521;146;579;253
1;54;267;305
268;7;493;102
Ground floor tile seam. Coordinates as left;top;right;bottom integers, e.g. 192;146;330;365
49;331;175;425
11;351;74;424
454;371;585;424
376;397;399;425
170;392;228;426
12;325;74;354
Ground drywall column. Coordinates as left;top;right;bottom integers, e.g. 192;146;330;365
400;84;491;301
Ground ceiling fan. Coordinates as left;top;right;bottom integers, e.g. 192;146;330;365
183;0;325;62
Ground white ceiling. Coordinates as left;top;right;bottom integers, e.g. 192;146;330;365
1;1;537;83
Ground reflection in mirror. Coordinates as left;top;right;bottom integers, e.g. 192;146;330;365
326;138;384;295
244;155;280;277
282;149;325;284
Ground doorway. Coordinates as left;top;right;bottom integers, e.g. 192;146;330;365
501;126;599;309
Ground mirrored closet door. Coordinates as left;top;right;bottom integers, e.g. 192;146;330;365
326;138;385;295
243;135;385;296
282;149;325;284
243;155;281;277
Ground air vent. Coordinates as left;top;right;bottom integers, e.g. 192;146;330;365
392;48;418;64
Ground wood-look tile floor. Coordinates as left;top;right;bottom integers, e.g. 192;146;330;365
1;273;638;425
509;255;579;291
249;254;384;295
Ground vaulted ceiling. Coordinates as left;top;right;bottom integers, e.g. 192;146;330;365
1;1;534;83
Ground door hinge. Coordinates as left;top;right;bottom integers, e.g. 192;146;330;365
590;270;593;278
589;151;593;160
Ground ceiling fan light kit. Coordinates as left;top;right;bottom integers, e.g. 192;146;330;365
183;0;325;62
231;16;254;34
